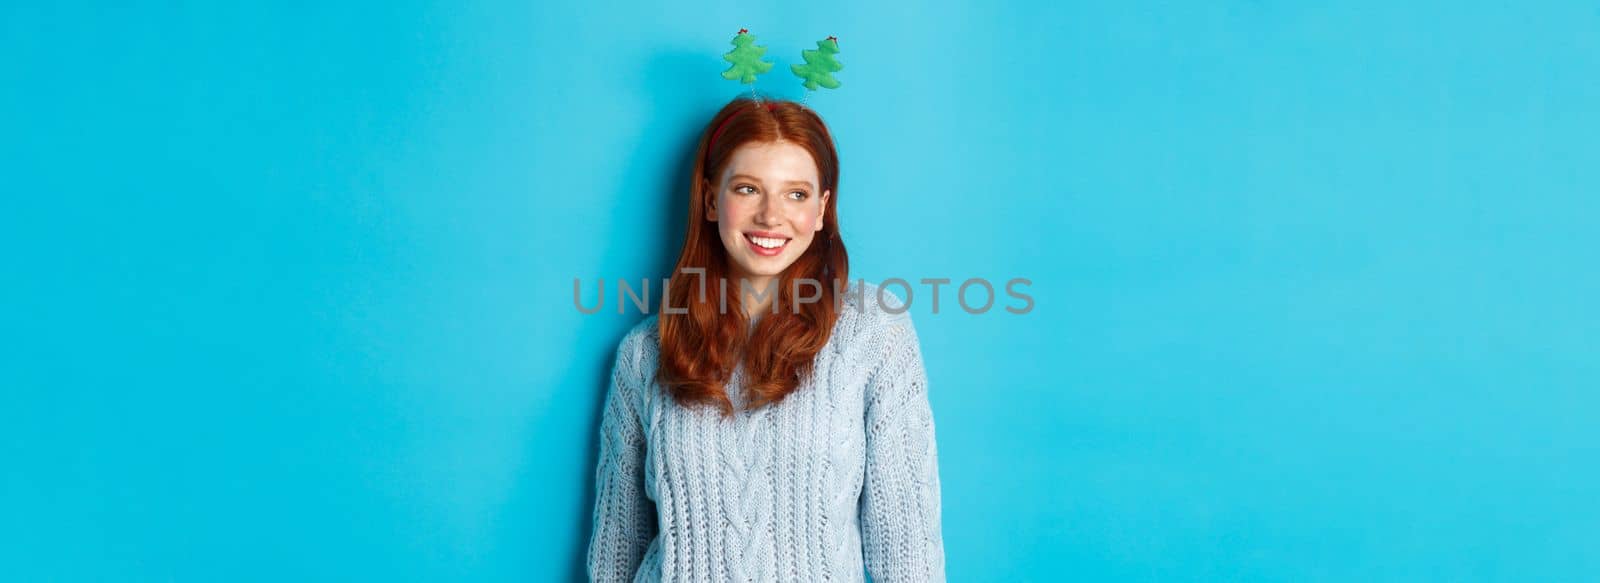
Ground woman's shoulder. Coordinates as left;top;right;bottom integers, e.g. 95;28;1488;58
610;315;662;383
832;279;920;355
602;316;664;417
617;314;661;357
841;278;915;322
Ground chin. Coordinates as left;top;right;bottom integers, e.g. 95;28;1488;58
738;261;789;278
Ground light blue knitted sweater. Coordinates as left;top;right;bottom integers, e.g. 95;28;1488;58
586;283;946;582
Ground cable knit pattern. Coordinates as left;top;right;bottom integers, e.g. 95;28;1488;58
586;282;945;582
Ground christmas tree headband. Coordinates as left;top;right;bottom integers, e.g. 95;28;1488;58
720;28;843;93
706;29;842;166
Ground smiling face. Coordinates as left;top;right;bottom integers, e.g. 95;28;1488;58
707;140;832;292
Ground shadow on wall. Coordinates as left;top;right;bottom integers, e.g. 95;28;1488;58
559;47;722;581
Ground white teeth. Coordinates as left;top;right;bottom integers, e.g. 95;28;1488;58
748;235;787;249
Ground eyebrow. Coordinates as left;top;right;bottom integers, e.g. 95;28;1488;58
728;174;816;190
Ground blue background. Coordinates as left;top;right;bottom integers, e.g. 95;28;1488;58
4;1;1597;581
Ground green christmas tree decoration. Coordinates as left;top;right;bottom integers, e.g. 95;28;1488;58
791;36;843;90
720;28;774;84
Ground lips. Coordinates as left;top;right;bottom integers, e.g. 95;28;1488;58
743;231;791;257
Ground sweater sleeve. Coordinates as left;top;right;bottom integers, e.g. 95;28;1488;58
586;330;658;582
859;313;947;582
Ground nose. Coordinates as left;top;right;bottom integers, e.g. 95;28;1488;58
754;192;782;226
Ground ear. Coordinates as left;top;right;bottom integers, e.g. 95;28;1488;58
815;189;831;232
703;179;718;221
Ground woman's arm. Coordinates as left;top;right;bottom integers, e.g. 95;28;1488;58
859;313;947;582
586;331;658;582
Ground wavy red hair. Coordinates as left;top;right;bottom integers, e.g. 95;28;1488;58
657;97;848;418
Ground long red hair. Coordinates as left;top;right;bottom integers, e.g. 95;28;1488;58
657;97;848;417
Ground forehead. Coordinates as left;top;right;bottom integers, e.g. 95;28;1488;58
720;141;820;185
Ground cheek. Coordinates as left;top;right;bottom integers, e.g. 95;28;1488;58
718;195;747;223
716;200;744;242
715;196;735;229
792;206;822;233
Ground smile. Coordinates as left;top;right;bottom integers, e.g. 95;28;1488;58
743;232;791;257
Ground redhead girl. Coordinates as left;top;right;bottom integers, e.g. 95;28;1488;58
586;97;945;582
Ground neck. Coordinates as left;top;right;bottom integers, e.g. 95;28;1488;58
733;274;777;320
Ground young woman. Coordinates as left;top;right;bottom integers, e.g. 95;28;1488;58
586;97;945;582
